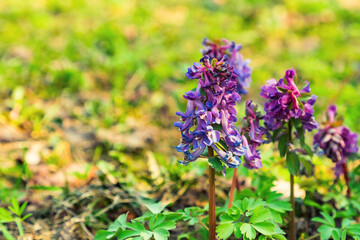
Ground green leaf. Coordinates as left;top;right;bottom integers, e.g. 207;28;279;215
208;156;224;172
240;223;256;240
341;218;354;229
320;212;335;227
117;230;140;239
153;228;170;240
126;221;146;232
140;230;153;240
249;206;271;223
347;224;360;236
109;213;128;232
267;201;292;213
299;92;312;100
218;139;229;151
144;202;167;214
272;234;287;240
22;213;32;221
350;200;360;212
19;202;28;216
269;209;283;224
252;222;276;235
318;225;334;240
149;214;166;231
94;230;114;240
10;198;20;216
304;143;313;157
265;192;283;203
272;128;283;142
286;151;300;175
211;124;222;131
341;230;347;240
216;222;234;239
241;198;264;212
155;221;176;230
299;156;313;176
312;217;330;225
0;208;13;223
331;229;341;240
234;222;242;238
278;133;289;157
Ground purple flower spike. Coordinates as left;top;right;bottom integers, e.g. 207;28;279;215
260;68;318;131
314;105;358;177
175;39;253;168
202;38;252;95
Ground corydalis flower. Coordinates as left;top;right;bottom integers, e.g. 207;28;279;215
260;68;318;131
175;55;245;168
241;101;265;169
202;38;252;95
314;105;358;177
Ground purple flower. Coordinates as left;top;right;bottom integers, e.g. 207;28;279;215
240;101;265;169
202;38;252;95
260;68;318;131
175;54;246;168
314;105;358;177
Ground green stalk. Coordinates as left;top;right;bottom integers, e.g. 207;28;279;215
0;223;16;240
15;218;24;238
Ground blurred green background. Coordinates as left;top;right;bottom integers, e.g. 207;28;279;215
1;0;359;129
0;0;359;237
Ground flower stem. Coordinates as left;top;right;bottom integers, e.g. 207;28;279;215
208;146;216;240
288;122;296;240
228;168;238;208
342;162;351;198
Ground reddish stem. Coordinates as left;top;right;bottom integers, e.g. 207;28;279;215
228;168;238;208
342;162;351;199
208;147;216;240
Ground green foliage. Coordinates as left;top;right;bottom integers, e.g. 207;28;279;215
95;195;291;240
286;151;300;175
216;198;287;240
0;198;32;240
312;210;360;240
208;156;225;172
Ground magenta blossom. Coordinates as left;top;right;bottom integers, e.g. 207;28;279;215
260;68;318;131
314;105;358;177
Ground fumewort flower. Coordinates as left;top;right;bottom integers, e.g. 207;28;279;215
260;68;318;131
314;105;358;177
202;38;252;94
175;55;245;168
240;100;265;169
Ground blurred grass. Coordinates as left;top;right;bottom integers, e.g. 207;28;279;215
0;0;359;131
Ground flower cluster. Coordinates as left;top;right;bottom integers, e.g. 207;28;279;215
314;105;358;177
202;38;252;95
260;68;318;131
240;101;265;169
175;55;245;168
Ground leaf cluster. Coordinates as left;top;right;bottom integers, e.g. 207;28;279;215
312;210;360;240
0;198;32;240
216;197;290;239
